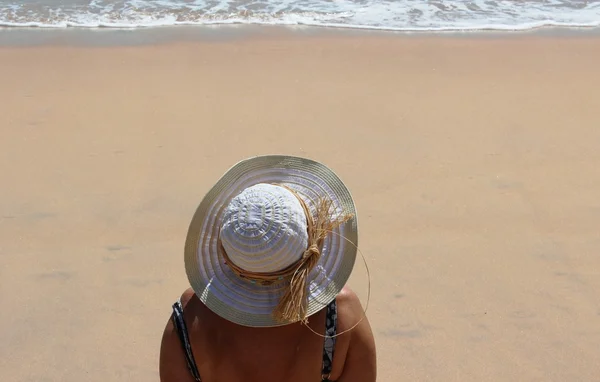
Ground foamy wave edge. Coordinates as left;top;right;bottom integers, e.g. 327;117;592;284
1;19;600;32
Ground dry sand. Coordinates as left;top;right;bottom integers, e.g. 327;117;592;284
1;32;600;381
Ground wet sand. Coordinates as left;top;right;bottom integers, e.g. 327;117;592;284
1;32;600;381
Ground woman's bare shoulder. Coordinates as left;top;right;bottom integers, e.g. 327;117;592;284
159;289;198;382
337;286;361;309
336;286;366;328
180;287;196;306
333;286;377;382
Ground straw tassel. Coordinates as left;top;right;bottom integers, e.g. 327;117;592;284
273;195;351;324
273;245;320;323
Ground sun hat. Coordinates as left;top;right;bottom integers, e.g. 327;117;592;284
184;155;358;327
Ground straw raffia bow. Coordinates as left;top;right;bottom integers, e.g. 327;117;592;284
219;184;353;324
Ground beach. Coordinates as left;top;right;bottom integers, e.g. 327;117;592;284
1;29;600;381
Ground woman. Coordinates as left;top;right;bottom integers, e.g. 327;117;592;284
159;155;376;382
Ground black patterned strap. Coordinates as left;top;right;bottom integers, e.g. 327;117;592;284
321;299;338;381
172;299;202;382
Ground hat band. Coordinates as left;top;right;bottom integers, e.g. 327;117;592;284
218;184;353;323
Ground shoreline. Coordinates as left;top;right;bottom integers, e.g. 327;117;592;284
1;24;600;47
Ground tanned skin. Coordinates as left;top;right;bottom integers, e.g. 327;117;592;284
159;286;376;382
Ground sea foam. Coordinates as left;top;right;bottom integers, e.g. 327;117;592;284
1;0;599;31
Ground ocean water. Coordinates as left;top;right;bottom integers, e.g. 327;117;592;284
0;0;599;32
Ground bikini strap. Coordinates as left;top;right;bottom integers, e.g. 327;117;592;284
321;298;338;381
172;299;202;382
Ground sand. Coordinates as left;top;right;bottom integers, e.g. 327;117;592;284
1;31;600;381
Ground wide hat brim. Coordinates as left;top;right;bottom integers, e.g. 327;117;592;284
184;155;358;327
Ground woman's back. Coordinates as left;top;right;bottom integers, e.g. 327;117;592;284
159;287;376;382
160;156;376;382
